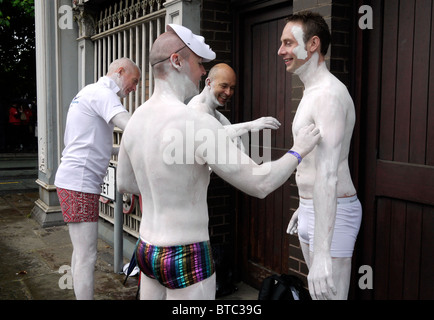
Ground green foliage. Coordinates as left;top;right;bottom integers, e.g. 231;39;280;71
0;0;34;26
0;0;36;102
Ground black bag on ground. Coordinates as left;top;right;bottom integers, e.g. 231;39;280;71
258;274;311;300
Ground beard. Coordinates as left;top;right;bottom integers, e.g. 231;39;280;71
112;73;127;98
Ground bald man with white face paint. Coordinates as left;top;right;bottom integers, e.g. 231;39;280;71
278;12;362;300
117;24;320;300
188;63;281;150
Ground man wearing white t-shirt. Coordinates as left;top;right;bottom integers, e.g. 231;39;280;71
55;57;141;300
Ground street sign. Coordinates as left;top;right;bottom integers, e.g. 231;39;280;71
100;165;116;201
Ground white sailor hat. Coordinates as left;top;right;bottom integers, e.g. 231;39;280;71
167;24;216;62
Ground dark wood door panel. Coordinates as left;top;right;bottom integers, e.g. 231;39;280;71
358;0;434;299
373;198;434;299
235;1;293;288
376;160;434;206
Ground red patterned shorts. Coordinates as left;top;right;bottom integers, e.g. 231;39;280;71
57;188;100;223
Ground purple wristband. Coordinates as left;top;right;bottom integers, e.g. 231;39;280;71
288;150;302;164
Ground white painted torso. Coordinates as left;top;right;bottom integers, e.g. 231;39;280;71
292;55;356;199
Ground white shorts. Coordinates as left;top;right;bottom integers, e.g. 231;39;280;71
295;195;362;258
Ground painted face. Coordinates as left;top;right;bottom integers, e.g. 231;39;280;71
209;70;236;106
188;54;207;90
278;22;309;73
117;67;140;98
179;52;207;99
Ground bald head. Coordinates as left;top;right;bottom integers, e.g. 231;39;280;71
150;31;192;75
106;58;141;98
107;57;140;77
207;63;236;83
206;63;236;107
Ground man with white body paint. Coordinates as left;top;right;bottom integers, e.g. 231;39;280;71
117;24;320;300
55;58;141;300
279;12;362;300
188;63;281;150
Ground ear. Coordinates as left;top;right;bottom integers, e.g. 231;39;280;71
205;78;211;87
308;36;321;53
116;67;125;75
169;53;182;70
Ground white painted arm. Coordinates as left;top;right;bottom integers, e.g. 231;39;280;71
202;117;320;199
110;111;130;131
110;112;131;155
308;95;346;300
223;116;281;139
117;139;140;195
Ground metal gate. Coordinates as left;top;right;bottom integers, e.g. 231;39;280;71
91;0;166;238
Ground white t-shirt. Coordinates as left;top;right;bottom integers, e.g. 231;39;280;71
55;76;127;194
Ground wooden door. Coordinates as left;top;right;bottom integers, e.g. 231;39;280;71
233;1;293;288
357;0;434;299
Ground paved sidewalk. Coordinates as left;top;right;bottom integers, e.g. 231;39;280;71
0;191;258;300
0;192;139;300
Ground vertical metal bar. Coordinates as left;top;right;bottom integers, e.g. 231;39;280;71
135;24;140;111
129;27;133;114
107;35;112;65
141;23;146;104
103;37;107;75
114;189;123;274
94;41;97;82
98;39;102;78
149;21;153;96
112;34;117;61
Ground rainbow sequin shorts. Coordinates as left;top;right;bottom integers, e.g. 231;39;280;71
135;239;215;289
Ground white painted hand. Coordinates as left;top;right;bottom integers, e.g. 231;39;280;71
307;252;337;300
292;124;321;158
250;117;281;132
287;208;299;234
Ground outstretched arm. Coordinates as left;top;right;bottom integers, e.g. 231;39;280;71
199;115;320;199
223;116;281;139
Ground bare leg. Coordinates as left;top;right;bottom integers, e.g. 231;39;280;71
139;273;166;300
330;257;351;300
300;241;311;268
68;222;98;300
140;273;216;300
167;273;216;300
299;241;351;300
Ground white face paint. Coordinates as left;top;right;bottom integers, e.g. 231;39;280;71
294;51;320;84
291;25;308;60
112;73;127;98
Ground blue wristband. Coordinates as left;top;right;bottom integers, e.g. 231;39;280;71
288;150;302;164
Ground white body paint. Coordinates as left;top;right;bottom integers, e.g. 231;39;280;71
289;52;358;300
291;25;308;60
117;40;320;299
187;74;281;150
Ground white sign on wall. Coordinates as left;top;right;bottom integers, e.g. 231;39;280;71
100;165;116;201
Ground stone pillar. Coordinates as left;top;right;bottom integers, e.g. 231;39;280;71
73;1;96;89
164;0;201;34
32;0;79;227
